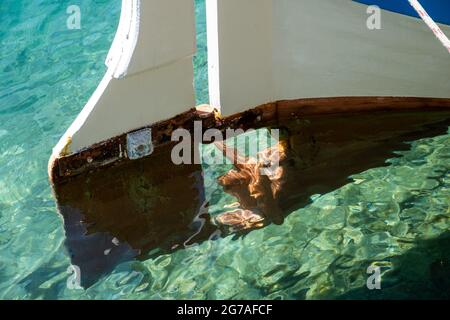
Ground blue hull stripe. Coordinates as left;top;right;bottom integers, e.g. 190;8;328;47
354;0;450;26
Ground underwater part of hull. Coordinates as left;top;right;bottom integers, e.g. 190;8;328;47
48;96;450;287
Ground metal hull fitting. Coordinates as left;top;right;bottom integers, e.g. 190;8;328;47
49;0;450;286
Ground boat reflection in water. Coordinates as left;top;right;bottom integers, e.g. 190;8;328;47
52;106;450;287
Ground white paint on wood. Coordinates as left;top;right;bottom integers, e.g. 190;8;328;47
64;58;195;154
54;0;450;157
208;0;450;116
208;0;274;116
53;0;196;156
206;0;221;109
125;0;196;76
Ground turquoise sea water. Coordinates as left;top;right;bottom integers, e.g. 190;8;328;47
0;0;449;300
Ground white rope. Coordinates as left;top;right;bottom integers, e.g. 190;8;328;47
408;0;450;53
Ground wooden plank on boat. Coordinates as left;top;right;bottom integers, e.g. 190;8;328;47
207;0;450;116
52;0;197;157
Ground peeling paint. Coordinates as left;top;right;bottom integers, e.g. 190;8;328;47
60;136;72;157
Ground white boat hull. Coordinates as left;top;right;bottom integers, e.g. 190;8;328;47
52;0;450;157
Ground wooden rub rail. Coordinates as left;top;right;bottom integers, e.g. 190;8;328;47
49;96;450;185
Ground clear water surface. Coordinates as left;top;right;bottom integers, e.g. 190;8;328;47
0;0;449;299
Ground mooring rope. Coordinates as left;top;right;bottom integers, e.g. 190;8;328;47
408;0;450;53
